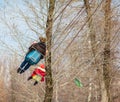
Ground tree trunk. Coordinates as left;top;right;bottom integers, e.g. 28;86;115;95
44;0;55;102
102;0;112;102
84;1;111;102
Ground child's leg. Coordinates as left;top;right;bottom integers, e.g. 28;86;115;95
19;59;28;69
32;75;41;85
27;76;32;81
17;59;28;73
19;63;31;74
23;63;31;71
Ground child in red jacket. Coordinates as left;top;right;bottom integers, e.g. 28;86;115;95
27;63;46;85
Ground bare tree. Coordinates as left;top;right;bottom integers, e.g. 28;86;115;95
102;0;112;102
0;0;120;102
44;0;55;102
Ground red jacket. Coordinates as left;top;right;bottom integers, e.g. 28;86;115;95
31;67;46;82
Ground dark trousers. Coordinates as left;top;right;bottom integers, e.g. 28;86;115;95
20;59;31;71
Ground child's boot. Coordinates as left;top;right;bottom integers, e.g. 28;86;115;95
34;81;38;85
27;76;32;81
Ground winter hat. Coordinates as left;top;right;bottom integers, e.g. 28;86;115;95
40;64;45;69
39;37;46;43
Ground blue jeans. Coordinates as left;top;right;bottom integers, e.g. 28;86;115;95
20;59;32;71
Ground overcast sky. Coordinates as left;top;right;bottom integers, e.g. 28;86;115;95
0;0;120;56
0;0;39;56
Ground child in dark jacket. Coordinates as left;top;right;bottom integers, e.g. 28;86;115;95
17;37;46;74
27;63;46;85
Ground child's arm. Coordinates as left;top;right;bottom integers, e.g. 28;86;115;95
31;69;37;76
46;50;48;55
29;41;37;50
26;41;37;54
